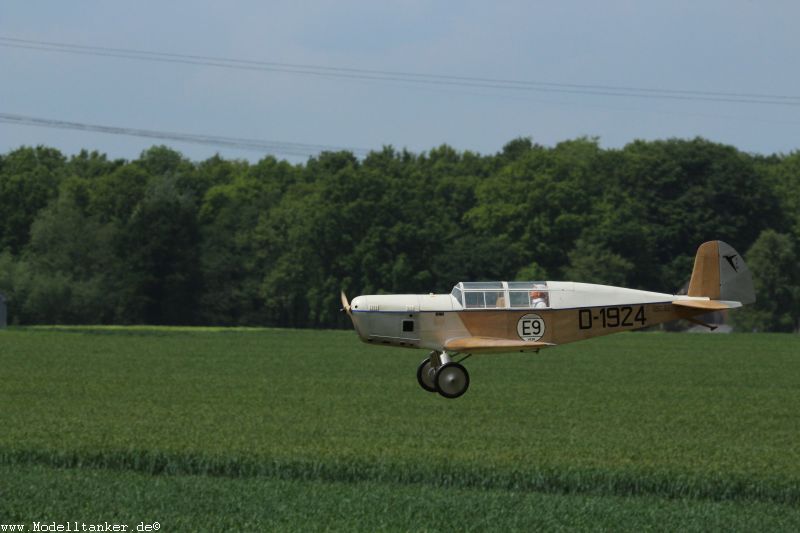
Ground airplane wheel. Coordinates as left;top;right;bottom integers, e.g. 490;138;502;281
435;362;470;399
416;358;437;392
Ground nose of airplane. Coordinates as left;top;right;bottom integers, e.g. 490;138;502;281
342;295;369;339
350;295;367;311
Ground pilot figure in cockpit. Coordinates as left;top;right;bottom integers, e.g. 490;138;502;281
530;287;549;308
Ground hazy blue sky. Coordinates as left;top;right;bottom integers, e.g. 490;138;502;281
1;1;798;161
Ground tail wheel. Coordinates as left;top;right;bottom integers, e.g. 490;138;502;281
435;362;470;399
416;358;437;392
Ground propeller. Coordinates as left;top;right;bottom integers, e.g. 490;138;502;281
340;291;352;316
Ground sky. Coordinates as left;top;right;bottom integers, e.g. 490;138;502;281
1;1;799;162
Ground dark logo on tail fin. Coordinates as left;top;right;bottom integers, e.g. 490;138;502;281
723;254;740;272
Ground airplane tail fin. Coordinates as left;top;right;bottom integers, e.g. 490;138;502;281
687;241;755;305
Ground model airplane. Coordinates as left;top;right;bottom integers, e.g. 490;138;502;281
341;241;755;399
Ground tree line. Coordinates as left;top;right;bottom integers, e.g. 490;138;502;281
0;137;798;331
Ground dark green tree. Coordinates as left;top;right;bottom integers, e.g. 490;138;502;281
0;146;66;253
13;191;118;324
0;138;796;331
198;156;298;324
563;238;634;287
614;138;785;290
732;230;800;332
117;177;201;324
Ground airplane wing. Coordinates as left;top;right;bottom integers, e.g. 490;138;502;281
444;336;556;354
672;299;742;311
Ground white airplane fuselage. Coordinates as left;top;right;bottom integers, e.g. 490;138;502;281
349;281;726;354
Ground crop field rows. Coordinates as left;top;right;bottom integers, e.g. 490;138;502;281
1;327;799;530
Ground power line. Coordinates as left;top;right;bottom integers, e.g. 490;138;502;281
2;36;799;107
0;112;371;158
3;35;798;101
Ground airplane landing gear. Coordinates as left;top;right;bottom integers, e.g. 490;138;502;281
416;357;437;393
435;362;469;398
416;351;470;399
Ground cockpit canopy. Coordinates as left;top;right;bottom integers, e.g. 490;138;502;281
450;281;550;309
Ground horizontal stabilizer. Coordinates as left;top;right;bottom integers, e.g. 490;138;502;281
444;336;556;354
672;299;741;311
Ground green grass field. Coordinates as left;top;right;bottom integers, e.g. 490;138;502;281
1;327;799;531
